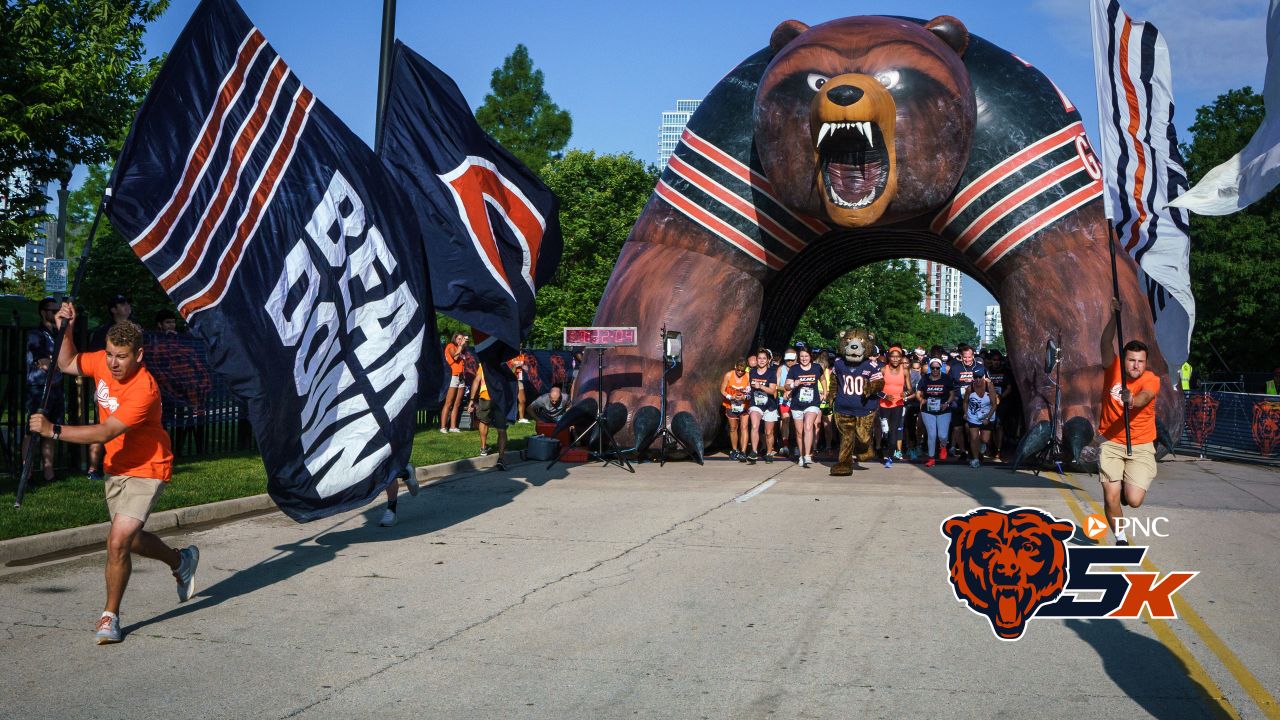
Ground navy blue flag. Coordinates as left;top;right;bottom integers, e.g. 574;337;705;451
105;0;440;522
378;41;562;371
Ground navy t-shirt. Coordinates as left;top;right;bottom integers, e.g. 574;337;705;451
788;363;823;410
948;359;986;406
748;366;780;411
834;357;883;417
916;373;955;415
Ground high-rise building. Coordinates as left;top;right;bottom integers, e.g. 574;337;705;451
982;305;1003;346
914;259;962;316
21;220;53;281
658;99;700;170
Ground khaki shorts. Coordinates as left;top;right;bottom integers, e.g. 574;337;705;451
104;475;166;523
475;399;508;430
1098;440;1157;491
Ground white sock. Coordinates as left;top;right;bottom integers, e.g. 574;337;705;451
1114;528;1128;542
101;611;117;619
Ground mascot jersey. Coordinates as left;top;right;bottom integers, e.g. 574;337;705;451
749;366;780;411
788;363;822;411
833;358;883;417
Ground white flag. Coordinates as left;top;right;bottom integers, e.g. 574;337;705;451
1168;0;1280;215
1091;0;1194;364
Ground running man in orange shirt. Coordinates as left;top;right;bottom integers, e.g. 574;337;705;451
29;303;197;644
1097;302;1161;545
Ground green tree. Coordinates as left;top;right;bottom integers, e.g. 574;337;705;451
793;260;926;348
1180;87;1280;372
0;0;168;257
474;44;572;174
986;331;1006;353
530;150;656;348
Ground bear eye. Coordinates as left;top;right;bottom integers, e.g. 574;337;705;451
806;73;829;92
875;70;900;90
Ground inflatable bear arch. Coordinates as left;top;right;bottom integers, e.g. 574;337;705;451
577;15;1182;465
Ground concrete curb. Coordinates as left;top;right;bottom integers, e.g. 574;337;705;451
1;451;513;567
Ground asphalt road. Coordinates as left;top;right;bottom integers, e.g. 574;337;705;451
1;453;1277;719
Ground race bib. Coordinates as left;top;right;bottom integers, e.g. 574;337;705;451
753;391;769;407
926;397;942;412
797;386;814;403
730;401;744;414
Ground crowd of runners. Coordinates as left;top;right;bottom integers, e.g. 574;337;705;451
719;342;1019;469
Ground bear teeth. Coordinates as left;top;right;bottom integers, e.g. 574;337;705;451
817;121;875;149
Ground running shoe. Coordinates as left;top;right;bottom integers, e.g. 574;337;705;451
1116;539;1130;546
448;428;461;433
797;456;804;467
495;459;507;471
517;418;531;424
174;545;200;603
737;452;747;463
87;469;104;482
479;446;490;456
379;508;397;527
883;457;893;468
893;450;903;461
95;614;121;645
764;453;775;464
802;456;812;468
925;458;936;468
969;459;981;468
439;428;449;434
939;447;948;461
908;448;919;462
400;463;419;496
746;450;757;462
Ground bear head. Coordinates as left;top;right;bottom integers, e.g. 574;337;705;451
941;507;1075;640
839;328;874;363
755;16;976;227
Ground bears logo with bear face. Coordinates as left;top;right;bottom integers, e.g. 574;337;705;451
941;507;1074;640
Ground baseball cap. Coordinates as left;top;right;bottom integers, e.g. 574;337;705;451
929;358;943;368
794;341;808;350
914;347;926;357
107;293;131;309
784;351;798;361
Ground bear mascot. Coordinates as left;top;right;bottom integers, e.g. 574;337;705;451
830;328;884;475
576;15;1182;467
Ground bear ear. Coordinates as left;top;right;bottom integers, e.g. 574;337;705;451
1050;521;1075;541
943;518;968;539
770;20;809;53
925;15;969;57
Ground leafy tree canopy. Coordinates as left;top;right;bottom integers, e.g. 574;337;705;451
1180;87;1280;372
525;150;655;348
474;44;572;175
0;0;168;257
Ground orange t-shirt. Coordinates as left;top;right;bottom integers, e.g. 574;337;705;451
1098;357;1159;445
81;351;173;481
721;370;751;409
444;342;464;376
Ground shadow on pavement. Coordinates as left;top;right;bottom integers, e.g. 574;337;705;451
125;465;563;637
921;461;1079;510
1065;619;1231;719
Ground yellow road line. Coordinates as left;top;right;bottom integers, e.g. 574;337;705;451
1048;478;1240;719
1055;469;1279;720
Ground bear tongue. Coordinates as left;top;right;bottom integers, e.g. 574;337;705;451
828;159;884;205
996;589;1020;625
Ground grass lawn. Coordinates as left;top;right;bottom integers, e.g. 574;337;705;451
0;423;536;541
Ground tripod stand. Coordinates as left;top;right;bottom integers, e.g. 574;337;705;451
655;326;694;465
549;348;633;472
1031;338;1064;477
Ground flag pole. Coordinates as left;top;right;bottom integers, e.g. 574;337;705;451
15;191;108;507
374;0;397;154
1107;224;1133;454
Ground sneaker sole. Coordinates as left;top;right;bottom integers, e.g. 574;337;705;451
177;546;199;603
96;634;121;645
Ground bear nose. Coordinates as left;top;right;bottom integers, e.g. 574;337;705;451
826;85;864;106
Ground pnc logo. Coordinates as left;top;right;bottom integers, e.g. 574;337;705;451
941;507;1197;641
1084;513;1109;540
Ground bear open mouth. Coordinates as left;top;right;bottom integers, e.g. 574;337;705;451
993;585;1026;627
817;121;889;209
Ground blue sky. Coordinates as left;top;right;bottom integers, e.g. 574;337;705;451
137;0;1268;323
